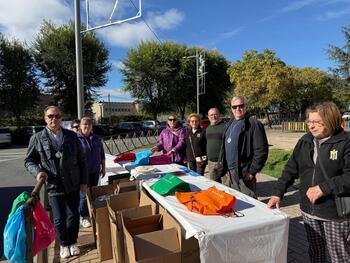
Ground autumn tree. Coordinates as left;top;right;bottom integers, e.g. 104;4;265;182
34;21;111;118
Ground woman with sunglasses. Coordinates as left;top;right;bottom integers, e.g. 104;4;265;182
185;113;207;175
151;114;185;164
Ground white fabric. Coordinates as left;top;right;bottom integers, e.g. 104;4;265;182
143;175;289;263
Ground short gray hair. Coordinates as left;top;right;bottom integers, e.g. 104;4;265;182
44;106;61;115
231;95;248;106
80;116;93;125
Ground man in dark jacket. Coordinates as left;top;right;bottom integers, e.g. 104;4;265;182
24;106;87;259
217;96;268;197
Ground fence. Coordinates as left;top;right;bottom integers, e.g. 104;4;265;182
102;130;160;155
281;120;350;132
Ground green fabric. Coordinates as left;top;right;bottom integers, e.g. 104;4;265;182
150;174;190;196
8;192;31;220
206;121;225;162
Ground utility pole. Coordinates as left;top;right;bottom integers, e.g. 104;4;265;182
75;0;84;118
108;93;112;124
196;49;199;114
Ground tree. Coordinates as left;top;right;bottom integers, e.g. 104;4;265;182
34;21;111;118
227;49;293;124
327;25;350;109
0;37;40;127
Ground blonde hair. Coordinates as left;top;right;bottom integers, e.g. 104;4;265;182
306;101;342;135
187;113;200;125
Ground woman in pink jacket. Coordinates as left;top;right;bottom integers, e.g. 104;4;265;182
151;114;186;164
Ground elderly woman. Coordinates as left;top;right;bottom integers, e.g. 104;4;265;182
151;114;185;164
185;113;207;175
268;102;350;262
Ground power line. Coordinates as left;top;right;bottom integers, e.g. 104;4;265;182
128;0;162;43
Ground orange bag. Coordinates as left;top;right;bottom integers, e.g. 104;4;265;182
176;186;236;216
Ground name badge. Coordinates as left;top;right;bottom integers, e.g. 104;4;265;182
55;152;62;159
227;137;231;144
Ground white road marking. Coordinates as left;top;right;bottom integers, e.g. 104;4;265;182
0;156;24;162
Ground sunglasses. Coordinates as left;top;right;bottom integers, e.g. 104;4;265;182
46;114;61;119
231;104;245;110
72;125;79;129
168;118;177;121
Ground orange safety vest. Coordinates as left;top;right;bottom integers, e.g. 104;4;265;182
176;186;236;216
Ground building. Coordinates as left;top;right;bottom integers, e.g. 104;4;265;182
91;101;138;122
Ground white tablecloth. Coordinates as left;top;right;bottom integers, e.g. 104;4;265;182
142;175;289;263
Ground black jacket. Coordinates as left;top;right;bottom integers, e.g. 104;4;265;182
217;115;268;180
185;127;207;161
25;128;87;194
273;129;350;220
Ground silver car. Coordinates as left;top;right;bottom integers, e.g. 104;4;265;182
0;128;11;146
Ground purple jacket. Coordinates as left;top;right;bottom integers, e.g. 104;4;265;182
156;124;185;163
77;132;105;174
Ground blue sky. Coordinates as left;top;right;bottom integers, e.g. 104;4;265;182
0;0;349;102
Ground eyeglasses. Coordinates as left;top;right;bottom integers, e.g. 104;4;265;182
46;114;61;119
306;120;324;127
231;104;245;110
168;118;177;121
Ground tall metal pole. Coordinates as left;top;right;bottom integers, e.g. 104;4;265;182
75;0;84;118
196;50;199;114
108;93;111;124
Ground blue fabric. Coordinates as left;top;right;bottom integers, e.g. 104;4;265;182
225;119;244;170
3;205;26;263
179;165;201;176
134;149;152;165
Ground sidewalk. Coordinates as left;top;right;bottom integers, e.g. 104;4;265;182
46;172;310;263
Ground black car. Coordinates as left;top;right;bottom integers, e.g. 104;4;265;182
93;124;112;137
113;122;142;135
12;126;45;145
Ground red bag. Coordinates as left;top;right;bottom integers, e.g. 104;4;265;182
113;152;136;163
32;202;56;255
149;154;172;165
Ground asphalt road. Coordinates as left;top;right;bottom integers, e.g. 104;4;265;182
0;146;35;259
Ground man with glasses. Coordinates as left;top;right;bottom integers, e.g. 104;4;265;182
71;119;81;133
25;106;87;259
217;96;268;198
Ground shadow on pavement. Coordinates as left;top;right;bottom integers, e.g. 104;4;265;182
0;186;34;260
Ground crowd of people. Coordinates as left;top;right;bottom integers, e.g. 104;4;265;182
24;96;350;261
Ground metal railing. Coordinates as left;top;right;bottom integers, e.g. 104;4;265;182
102;129;160;155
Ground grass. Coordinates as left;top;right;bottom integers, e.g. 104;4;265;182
261;149;292;179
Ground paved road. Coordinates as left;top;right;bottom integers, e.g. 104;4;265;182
0;146;36;259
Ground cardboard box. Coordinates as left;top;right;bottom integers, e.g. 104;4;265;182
107;191;140;263
122;213;181;263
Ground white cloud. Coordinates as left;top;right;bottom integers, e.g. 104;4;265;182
0;0;72;43
98;8;184;48
220;27;244;39
111;59;125;70
280;0;318;13
316;6;350;21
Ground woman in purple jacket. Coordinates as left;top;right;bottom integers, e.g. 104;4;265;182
151;114;186;164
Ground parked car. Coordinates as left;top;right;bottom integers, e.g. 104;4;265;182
93;124;112;137
12;126;45;145
342;112;350;120
159;121;167;130
113;122;142;135
0;128;12;146
141;120;160;131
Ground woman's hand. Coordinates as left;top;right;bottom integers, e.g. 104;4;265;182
267;196;281;209
306;185;324;204
151;146;157;154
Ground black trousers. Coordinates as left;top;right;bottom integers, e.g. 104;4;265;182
49;190;80;246
188;160;206;175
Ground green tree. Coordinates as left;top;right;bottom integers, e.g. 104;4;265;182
227;49;293;123
34;21;111;118
0;37;40;127
327;25;350;109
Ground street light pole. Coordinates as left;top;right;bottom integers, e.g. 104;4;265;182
196;50;199;114
75;0;84;118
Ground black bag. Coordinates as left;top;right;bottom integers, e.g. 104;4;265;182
316;141;350;218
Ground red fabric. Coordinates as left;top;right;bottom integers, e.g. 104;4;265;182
113;152;136;163
32;202;56;255
149;154;172;165
176;186;236;216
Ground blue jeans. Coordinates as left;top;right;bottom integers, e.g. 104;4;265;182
80;172;100;218
49;190;80;246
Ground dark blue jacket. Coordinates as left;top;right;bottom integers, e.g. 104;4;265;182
25;128;87;194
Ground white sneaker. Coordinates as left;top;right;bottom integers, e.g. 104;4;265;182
60;245;70;259
69;243;80;256
80;218;91;228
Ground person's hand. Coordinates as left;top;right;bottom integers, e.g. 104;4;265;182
243;172;254;182
167;150;175;156
80;184;88;192
151;146;158;154
267;196;281;209
36;172;48;182
306;185;324;204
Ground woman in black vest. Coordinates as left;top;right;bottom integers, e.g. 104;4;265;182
185;113;207;175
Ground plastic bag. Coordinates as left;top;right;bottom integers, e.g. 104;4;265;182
32;202;56;255
176;186;236;216
3;205;26;263
149;154;172;165
113;152;136;163
8;191;31;220
134;149;151;165
150;174;191;196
